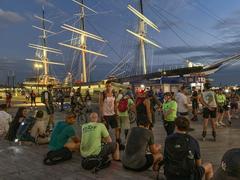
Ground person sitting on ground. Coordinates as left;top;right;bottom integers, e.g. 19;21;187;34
0;104;12;138
212;148;240;180
122;119;163;173
44;112;80;165
80;112;119;170
15;110;49;144
163;116;213;180
5;107;28;141
30;110;49;144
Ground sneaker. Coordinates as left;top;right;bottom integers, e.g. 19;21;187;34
228;120;232;126
216;122;221;127
119;144;125;151
220;122;226;126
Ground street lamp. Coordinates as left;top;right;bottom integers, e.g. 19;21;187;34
34;63;43;94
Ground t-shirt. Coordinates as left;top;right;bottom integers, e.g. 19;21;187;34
103;93;115;116
162;100;177;121
44;91;53;105
216;94;226;106
164;133;201;180
118;98;134;117
0;111;12;136
122;127;154;169
30;120;46;138
49;121;75;151
191;91;198;103
80;122;109;157
202;91;217;108
176;92;188;113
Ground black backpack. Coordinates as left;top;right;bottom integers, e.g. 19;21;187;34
164;134;195;177
43;147;72;165
81;156;111;173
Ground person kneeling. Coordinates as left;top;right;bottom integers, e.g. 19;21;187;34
80;112;119;172
44;112;80;165
122;119;163;173
163;116;213;180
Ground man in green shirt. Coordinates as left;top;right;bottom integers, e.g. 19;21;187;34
80;112;119;170
162;92;177;136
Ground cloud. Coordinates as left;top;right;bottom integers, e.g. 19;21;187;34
154;40;240;62
35;0;55;8
0;9;25;29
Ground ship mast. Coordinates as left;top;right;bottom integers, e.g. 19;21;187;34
42;6;49;80
26;6;64;85
80;0;87;82
127;0;161;75
139;0;146;74
59;0;107;83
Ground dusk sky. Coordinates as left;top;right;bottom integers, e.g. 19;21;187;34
1;0;240;85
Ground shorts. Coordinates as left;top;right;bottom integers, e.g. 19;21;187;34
123;154;154;172
218;106;224;113
165;166;205;180
223;104;230;111
46;104;54;115
103;115;118;129
99;143;117;158
192;101;199;110
230;103;238;110
118;116;130;129
203;108;216;119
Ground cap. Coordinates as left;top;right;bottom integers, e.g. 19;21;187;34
213;148;240;180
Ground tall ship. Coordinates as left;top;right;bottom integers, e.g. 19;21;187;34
23;6;65;88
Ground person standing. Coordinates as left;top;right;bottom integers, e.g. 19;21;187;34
216;89;226;127
44;85;55;130
230;90;239;119
191;86;199;121
30;90;37;108
162;92;177;136
199;83;217;141
135;91;152;128
58;89;65;112
117;92;135;140
5;91;12;108
85;89;92;114
176;86;189;119
99;81;120;145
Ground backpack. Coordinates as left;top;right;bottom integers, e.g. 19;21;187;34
16;117;36;141
81;156;111;173
118;98;128;112
41;91;49;103
164;134;195;177
43;147;72;165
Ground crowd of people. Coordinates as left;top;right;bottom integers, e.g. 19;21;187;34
0;81;240;180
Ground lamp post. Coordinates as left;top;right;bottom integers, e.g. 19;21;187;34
34;63;43;95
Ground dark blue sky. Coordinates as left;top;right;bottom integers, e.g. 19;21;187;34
0;0;240;85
